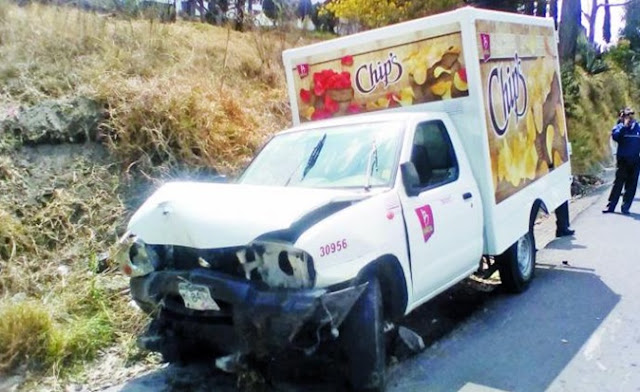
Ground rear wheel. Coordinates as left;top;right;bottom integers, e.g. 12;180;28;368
497;230;535;293
340;278;386;392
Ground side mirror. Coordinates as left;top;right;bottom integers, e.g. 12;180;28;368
400;162;420;197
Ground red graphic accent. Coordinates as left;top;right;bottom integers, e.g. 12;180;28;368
386;211;395;220
415;205;435;243
299;88;311;104
341;55;354;66
297;63;310;78
480;33;491;62
458;68;467;83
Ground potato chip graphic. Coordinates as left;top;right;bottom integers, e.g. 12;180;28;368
537;160;549;176
366;97;390;111
413;66;427;85
555;104;566;137
498;139;510;183
453;70;468;92
533;102;543;134
430;80;453;99
546;124;555;163
553;150;563;168
434;66;452;79
526;108;537;142
524;144;538;180
303;106;315;121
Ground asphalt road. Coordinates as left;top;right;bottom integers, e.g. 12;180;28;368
387;185;640;392
104;180;640;392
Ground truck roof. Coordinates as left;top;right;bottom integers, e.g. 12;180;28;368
277;111;448;136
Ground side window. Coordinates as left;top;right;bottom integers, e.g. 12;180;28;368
410;120;459;188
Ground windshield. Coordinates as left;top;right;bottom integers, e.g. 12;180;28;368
239;122;404;189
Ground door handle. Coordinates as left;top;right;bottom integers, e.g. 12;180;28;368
463;192;473;200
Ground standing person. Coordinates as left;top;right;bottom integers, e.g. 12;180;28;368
603;107;640;215
555;200;575;237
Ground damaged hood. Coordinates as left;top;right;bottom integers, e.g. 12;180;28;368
128;182;369;248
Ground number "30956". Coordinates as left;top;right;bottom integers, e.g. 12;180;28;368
319;239;348;257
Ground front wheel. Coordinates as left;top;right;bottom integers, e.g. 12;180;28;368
497;230;535;293
340;278;386;392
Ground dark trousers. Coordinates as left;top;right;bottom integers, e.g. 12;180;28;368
607;156;640;211
555;201;570;231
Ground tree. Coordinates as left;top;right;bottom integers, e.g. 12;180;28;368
549;0;558;27
235;0;245;30
559;0;581;63
263;0;278;21
297;0;312;19
323;0;408;29
584;1;633;44
535;0;546;16
404;0;463;18
620;0;640;49
604;0;612;43
464;0;522;12
311;2;336;32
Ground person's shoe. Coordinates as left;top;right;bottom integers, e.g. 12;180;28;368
622;209;630;215
556;228;576;237
602;206;615;214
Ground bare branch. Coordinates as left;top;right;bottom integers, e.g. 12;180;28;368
597;1;633;9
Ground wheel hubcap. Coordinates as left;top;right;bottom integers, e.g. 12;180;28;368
516;234;533;279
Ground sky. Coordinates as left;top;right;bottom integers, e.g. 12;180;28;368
307;0;628;45
580;0;627;45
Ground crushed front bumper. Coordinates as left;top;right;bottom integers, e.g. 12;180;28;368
131;269;366;356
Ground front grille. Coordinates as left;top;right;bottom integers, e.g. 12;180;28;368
151;245;249;279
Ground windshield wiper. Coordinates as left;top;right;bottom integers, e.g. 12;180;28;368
285;133;327;186
364;139;378;191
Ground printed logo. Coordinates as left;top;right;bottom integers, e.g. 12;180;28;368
487;53;528;136
415;205;435;243
355;52;403;95
297;63;310;78
480;33;491;62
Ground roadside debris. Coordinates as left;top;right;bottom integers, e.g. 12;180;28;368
392;326;426;361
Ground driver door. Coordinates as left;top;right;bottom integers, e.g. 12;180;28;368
400;120;482;303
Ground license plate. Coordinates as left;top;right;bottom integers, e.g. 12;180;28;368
178;282;220;311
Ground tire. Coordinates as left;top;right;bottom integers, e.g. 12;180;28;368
497;230;535;293
340;278;386;392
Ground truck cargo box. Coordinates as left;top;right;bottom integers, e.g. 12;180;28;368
283;7;572;254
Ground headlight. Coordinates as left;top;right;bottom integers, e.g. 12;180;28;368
236;241;315;289
114;233;158;278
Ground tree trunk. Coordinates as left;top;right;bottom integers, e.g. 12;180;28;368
536;0;547;16
525;0;535;15
235;0;245;31
559;0;581;64
550;0;558;28
603;0;612;43
198;0;205;22
588;0;598;43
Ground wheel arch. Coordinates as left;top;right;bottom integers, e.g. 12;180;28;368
356;254;408;322
530;199;548;229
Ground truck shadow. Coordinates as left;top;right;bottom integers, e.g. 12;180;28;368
387;265;620;392
110;266;618;392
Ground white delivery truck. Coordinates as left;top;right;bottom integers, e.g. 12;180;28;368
118;7;571;391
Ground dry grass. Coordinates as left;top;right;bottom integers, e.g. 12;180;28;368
0;149;148;379
0;1;313;382
0;2;298;174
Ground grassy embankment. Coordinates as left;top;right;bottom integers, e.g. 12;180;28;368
0;1;293;384
564;65;640;174
0;0;637;386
